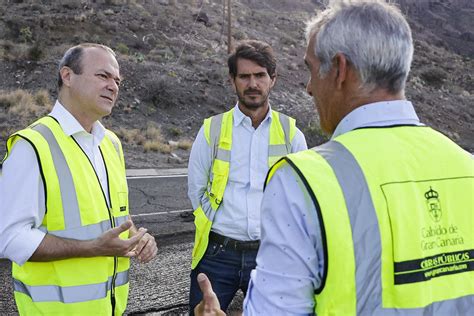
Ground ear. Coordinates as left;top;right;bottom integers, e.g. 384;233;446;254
333;53;348;90
60;66;73;87
270;71;277;88
229;75;237;92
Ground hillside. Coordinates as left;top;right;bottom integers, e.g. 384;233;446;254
0;0;473;168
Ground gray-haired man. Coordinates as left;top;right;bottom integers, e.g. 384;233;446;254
194;0;474;314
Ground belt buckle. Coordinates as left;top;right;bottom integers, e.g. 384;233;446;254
232;241;239;250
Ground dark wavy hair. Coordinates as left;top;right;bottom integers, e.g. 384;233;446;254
228;40;276;78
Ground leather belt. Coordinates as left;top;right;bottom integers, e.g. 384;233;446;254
209;231;260;251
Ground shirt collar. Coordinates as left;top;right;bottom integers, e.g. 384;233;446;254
331;100;421;139
49;100;106;141
233;102;273;127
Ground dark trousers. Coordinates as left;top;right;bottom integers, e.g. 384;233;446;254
188;238;258;315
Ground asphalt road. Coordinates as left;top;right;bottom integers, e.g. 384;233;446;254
127;168;194;237
0;169;243;315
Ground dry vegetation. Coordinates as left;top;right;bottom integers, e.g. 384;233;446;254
0;89;53;140
0;89;52;115
115;122;192;153
0;88;191;156
0;0;472;168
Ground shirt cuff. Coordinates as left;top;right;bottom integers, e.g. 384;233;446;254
4;228;46;266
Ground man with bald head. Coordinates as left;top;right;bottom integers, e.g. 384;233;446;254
194;0;473;314
0;43;157;315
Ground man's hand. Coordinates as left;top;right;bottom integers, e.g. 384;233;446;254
194;273;226;316
29;220;146;261
130;230;158;263
93;220;147;257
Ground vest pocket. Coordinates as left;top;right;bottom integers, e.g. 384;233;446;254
118;192;128;212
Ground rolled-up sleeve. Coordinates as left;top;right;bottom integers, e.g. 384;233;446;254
0;139;46;265
244;162;324;315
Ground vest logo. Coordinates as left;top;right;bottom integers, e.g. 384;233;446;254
425;187;442;222
120;206;127;212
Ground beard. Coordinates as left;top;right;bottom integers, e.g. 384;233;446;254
236;88;270;109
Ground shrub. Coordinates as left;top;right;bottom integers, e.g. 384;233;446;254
0;89;52;116
117;122;188;153
143;140;171;153
168;126;183;137
116;43;129;55
420;66;447;87
34;89;51;108
19;26;33;43
178;139;193;150
116;128;145;145
132;52;145;63
145;124;164;141
27;43;43;61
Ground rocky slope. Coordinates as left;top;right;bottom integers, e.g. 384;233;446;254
0;0;472;168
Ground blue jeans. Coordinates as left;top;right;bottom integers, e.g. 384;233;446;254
189;239;258;315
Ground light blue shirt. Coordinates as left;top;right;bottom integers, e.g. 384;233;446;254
187;104;307;241
244;100;422;315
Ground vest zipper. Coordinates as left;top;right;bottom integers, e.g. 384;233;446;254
107;204;117;316
99;147;118;316
71;138;118;315
111;250;117;316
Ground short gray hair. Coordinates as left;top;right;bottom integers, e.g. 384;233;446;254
306;0;413;93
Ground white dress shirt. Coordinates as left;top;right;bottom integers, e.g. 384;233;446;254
244;100;423;315
0;101;109;265
187;104;307;241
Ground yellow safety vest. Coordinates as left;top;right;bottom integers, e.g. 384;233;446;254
267;125;474;315
4;116;130;315
191;108;296;269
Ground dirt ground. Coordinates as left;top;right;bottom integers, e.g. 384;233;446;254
0;0;473;168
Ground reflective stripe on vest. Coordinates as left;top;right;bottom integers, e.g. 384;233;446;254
6;116;130;314
206;108;295;203
315;141;381;313
209;110;229;167
208;109;294;166
13;270;129;303
274;126;474;315
38;215;129;240
32;123;81;228
32;122;129;239
191;108;296;269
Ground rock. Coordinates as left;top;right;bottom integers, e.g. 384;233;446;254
74;13;87;22
103;9;114;15
103;0;127;4
192;12;211;26
179;210;194;222
62;1;81;9
157;0;169;5
143;34;157;47
128;21;141;32
168;140;179;147
288;63;299;71
168;153;184;164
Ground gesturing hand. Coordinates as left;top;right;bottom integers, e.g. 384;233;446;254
131;231;158;263
194;273;226;316
94;220;147;257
